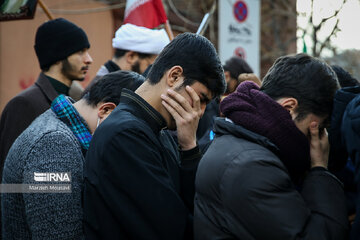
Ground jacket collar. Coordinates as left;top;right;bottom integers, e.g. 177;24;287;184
120;89;167;133
104;60;121;73
35;72;59;102
214;117;280;156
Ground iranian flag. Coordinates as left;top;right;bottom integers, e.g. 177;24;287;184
124;0;168;29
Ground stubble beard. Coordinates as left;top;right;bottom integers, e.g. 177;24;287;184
61;59;85;81
131;60;141;74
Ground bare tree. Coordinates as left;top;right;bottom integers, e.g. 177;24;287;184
298;0;347;57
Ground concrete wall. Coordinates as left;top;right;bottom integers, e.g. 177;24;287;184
0;0;114;112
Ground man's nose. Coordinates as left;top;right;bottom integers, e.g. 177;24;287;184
84;52;93;64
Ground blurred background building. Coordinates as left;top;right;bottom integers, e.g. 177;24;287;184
1;0;359;112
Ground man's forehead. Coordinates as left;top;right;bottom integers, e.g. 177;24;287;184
190;82;212;100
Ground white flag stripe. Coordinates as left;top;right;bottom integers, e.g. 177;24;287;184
124;0;151;19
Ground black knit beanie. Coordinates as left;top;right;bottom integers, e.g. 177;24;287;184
34;18;90;70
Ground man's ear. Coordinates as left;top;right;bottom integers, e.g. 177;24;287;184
224;71;231;81
125;51;139;65
97;102;116;119
166;66;183;87
278;97;298;115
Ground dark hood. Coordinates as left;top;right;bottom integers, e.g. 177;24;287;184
218;81;311;181
328;86;360;171
341;90;360;181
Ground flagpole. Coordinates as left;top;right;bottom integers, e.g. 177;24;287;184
38;0;54;20
164;20;174;40
196;0;216;36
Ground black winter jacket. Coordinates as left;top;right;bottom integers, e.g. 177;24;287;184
328;86;360;171
341;90;360;239
194;118;349;240
83;89;202;239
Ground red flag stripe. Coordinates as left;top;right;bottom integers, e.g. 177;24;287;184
124;0;167;29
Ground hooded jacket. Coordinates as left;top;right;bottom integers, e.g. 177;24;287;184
328;86;360;171
194;82;348;240
341;89;360;239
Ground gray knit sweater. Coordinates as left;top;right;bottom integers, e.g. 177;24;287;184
2;110;84;239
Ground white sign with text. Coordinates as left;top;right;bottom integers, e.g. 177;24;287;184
219;0;261;76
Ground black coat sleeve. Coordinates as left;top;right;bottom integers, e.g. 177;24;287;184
0;96;39;181
221;159;349;240
300;168;349;239
178;146;202;212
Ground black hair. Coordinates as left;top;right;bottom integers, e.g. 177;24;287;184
146;32;226;98
261;53;340;119
114;49;154;59
41;65;50;71
223;56;253;79
114;49;127;59
82;70;144;106
331;65;359;88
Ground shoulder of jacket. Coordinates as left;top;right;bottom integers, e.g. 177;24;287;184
212;135;286;178
27;128;81;159
5;90;35;107
5;118;79;172
217;139;291;193
217;134;280;158
108;110;153;134
24;112;77;144
5;85;46;109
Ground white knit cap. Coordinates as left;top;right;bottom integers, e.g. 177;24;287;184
112;24;170;54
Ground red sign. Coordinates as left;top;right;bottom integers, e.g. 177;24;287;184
234;47;246;59
233;1;248;23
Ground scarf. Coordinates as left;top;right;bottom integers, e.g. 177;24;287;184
220;81;311;181
51;95;92;151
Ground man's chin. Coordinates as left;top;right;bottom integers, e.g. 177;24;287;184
72;75;85;81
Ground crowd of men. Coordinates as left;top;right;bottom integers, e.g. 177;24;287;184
0;18;359;240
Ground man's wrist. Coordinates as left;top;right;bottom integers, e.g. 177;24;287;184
311;164;328;170
179;141;197;151
179;144;202;168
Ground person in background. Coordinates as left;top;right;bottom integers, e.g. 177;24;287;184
223;56;255;95
1;70;144;239
197;56;259;152
329;65;360;240
194;53;348;240
237;72;261;89
0;17;92;186
90;23;170;86
328;65;360;172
